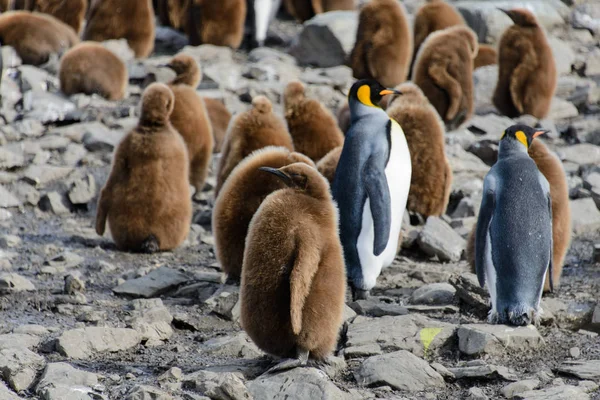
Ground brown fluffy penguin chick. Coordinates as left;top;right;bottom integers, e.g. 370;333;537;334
215;96;293;196
186;0;246;48
412;0;465;65
466;139;571;292
413;25;478;130
83;0;155;58
95;83;192;253
284;0;354;22
203;97;232;153
316;146;342;185
0;11;78;65
349;0;412;88
284;81;344;162
386;82;452;217
493;8;556;119
59;42;127;100
474;44;497;69
240;162;346;367
166;53;214;196
33;0;87;33
213;147;314;282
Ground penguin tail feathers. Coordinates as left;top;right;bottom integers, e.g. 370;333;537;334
289;236;321;335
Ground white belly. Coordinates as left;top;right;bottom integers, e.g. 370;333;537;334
356;120;412;290
254;0;272;43
484;221;497;319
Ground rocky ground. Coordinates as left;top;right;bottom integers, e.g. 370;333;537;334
1;1;600;399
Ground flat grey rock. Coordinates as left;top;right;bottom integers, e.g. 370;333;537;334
0;148;25;170
81;122;125;152
0;274;35;294
348;300;409;317
0;381;21;400
354;350;445;392
410;283;456;306
556;360;600;380
562;144;600;166
448;363;518;381
570;198;600;234
458;324;544;356
501;380;541;398
56;327;141;359
36;362;98;394
113;267;190;298
129;303;173;342
202;332;262;359
125;385;174;400
417;217;466;262
0;334;40;351
514;385;590;400
22;165;73;187
183;370;251;399
247;367;347;400
0;186;20;208
68;174;96;205
0;347;46;392
23;91;76;124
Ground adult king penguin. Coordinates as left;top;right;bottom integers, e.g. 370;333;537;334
332;79;411;300
475;124;553;326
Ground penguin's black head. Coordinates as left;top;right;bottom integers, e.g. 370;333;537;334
348;79;401;109
500;124;548;149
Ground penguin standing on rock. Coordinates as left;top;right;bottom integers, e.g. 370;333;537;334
332;79;411;300
475;125;553;326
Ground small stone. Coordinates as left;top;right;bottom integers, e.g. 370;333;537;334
204;286;240;321
81;122;125;152
354;350;445;392
562;144;600;166
501;380;541;399
448;363;518;381
417;217;466;262
0;347;46;392
468;387;488;399
458;324;544;356
0;274;35;294
570;198;600;234
12;325;49;336
468;140;499;166
451;197;476;218
569;347;581;358
0;334;41;351
39;192;71;214
0;380;21;400
0;235;21;249
202;332;261;359
56;327;141;359
158;367;183;383
557;360;600;380
0;186;20;208
578;381;599;393
343;344;383;359
64;274;85;295
130;302;174;342
431;362;455;379
113;267;190;298
410;283;456;306
12;182;40;206
0;148;25;170
183;370;251;399
23;91;76;124
348;299;409;317
68;174;96;205
514;385;590;400
247;367;346;399
125;385;173;400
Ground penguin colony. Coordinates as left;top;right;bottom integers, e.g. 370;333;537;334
5;0;561;372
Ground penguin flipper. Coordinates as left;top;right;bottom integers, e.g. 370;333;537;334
546;190;554;292
363;155;392;256
428;62;462;122
289;233;321;335
475;176;496;288
509;39;538;115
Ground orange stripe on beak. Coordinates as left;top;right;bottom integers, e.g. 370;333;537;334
533;130;546;138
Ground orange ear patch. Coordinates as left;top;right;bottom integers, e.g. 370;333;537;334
357;85;375;107
515;130;528;147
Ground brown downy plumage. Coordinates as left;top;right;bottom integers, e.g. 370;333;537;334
474;44;497;69
284;81;344;162
0;11;78;65
213;147;315;282
316;145;342;185
59;42;128;100
156;0;189;31
412;0;465;71
350;0;412;88
203;97;232;153
336;101;351;135
493;8;556;119
31;0;87;33
83;0;155;58
165;53;214;196
413;25;478;131
215;95;293;196
284;0;355;22
466;139;571;292
186;0;246;49
95;83;192;253
387;82;452;217
240;162;346;363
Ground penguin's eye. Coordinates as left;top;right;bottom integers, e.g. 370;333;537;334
515;130;528;147
357;85;375;107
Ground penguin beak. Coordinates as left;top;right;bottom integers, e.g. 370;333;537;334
258;167;293;187
498;8;515;21
533;130;549;138
379;89;402;96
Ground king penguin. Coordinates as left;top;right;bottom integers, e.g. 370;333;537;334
475;124;553;326
332;79;412;300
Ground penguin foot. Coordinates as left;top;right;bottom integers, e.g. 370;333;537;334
352;287;370;301
140;235;159;254
264;350;309;375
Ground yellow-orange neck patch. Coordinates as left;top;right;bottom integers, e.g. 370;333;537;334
515;130;528;148
357;85;375;107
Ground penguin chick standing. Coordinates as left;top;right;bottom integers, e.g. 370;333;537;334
59;42;128;100
0;11;79;66
203;98;232;153
467;138;571;292
493;8;556;119
475;125;552;326
165;54;214;196
241;162;346;370
187;0;246;49
83;0;155;58
413;25;478;131
284;80;344;162
332;79;411;300
215;95;293;196
213;147;314;282
95;83;192;253
350;0;412;88
386;82;452;217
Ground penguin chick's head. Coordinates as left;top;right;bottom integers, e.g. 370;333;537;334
348;79;401;109
139;83;175;127
259;162;329;197
165;53;202;87
252;95;273;114
498;8;539;27
500;124;547;149
284;80;306;108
